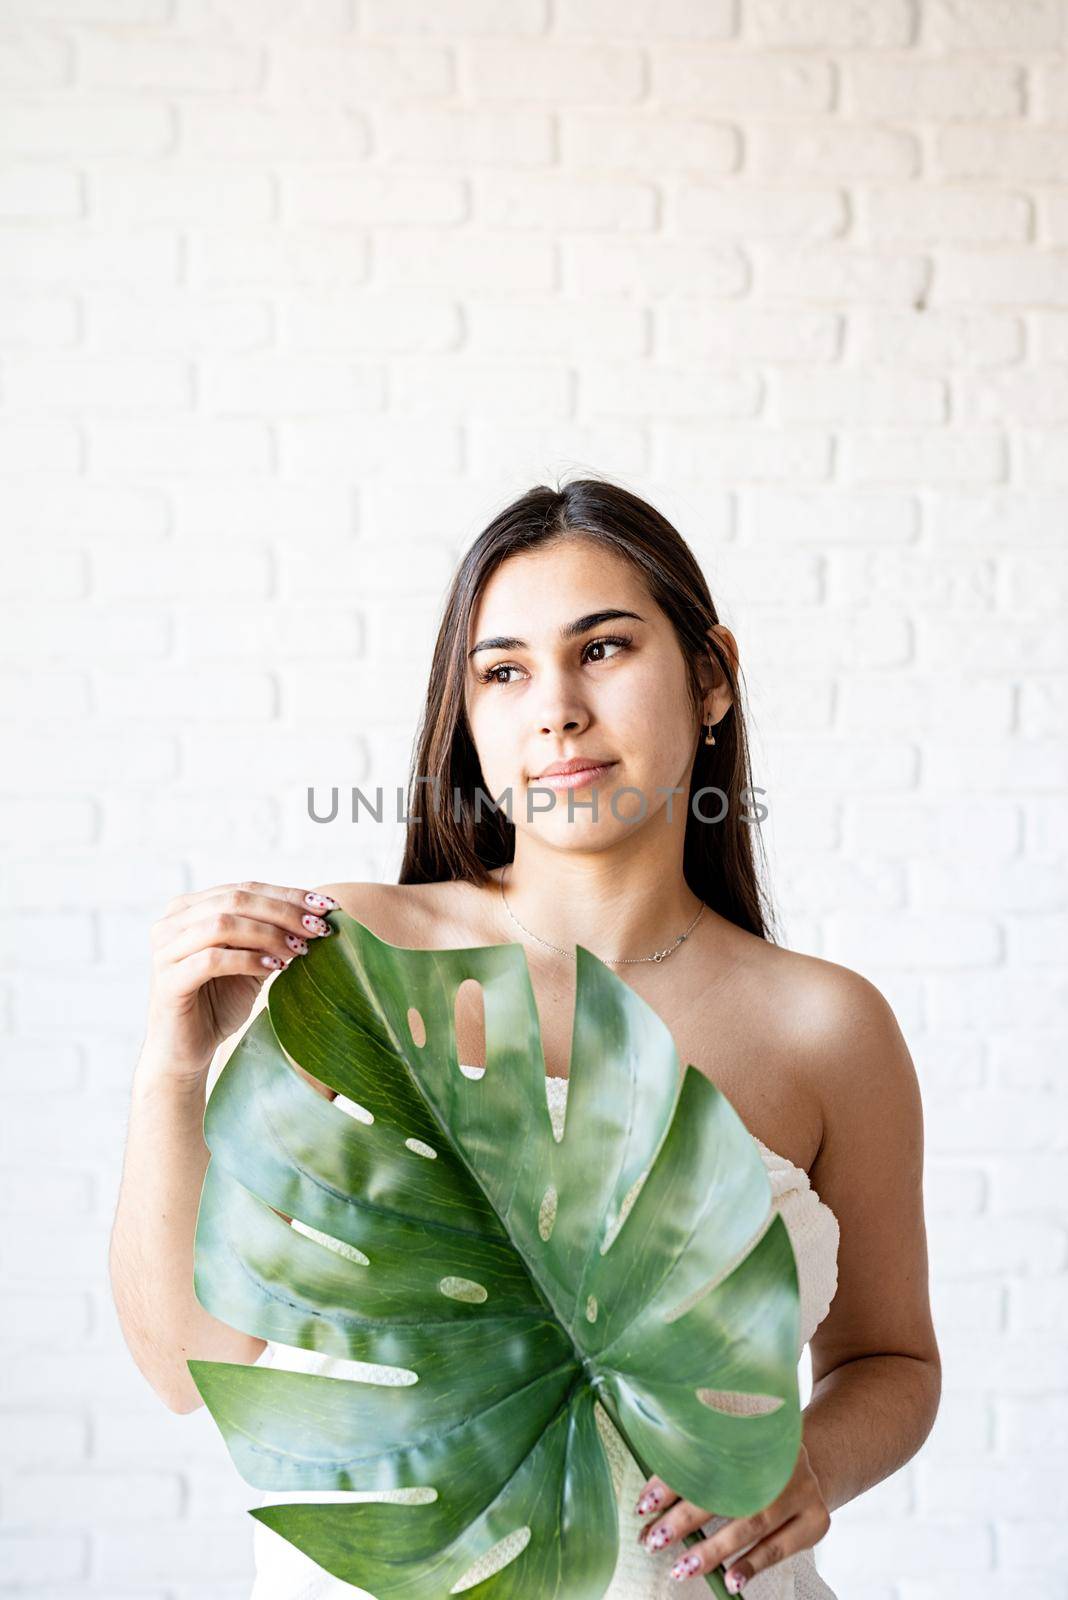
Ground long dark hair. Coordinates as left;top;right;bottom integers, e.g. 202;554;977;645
398;476;780;943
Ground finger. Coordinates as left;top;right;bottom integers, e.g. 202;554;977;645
719;1513;807;1593
633;1476;676;1517
154;889;338;958
159;881;340;923
694;1507;778;1573
158;911;322;972
637;1499;711;1552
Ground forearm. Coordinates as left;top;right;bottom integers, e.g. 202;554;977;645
108;1057;220;1411
801;1353;941;1513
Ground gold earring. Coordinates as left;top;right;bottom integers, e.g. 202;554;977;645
704;717;716;746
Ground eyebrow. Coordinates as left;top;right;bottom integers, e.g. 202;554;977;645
468;609;646;661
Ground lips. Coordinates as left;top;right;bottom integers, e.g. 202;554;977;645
535;757;616;778
531;759;617;791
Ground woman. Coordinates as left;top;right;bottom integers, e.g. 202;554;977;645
113;477;941;1598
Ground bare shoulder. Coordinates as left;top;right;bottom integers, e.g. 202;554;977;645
311;878;464;948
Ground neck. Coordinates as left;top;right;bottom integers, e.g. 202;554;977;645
498;829;707;966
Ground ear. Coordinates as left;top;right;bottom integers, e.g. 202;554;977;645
698;625;738;722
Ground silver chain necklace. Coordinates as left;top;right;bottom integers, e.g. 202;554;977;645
498;862;705;965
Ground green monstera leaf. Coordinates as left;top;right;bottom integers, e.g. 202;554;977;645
189;910;801;1598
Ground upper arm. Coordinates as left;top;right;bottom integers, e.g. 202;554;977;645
805;966;941;1387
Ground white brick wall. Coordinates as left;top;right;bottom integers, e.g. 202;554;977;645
2;1;1066;1594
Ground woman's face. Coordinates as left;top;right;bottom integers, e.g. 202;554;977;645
463;536;720;849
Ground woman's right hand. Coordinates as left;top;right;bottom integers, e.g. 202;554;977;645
139;881;340;1086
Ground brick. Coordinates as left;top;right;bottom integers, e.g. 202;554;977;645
3;356;191;411
75;35;263;91
200;356;386;414
841;798;1021;860
90;167;274;225
279;415;461;478
828;549;998;610
562;112;737;172
843;59;1024;119
0;418;80;471
844;675;1010;736
464;40;644;101
95;670;275;721
1007;1277;1068;1334
653;50;831;111
88;419;271;476
0;227;180;286
861;187;1032;246
918;614;1066;671
0;29;70;88
0;1532;85;1584
925;0;1065;50
929;1217;1066;1278
917;1459;1068;1518
676;184;846;240
268;39;452;98
911;861;1068;913
578;362;758;420
557;0;734;33
0;669;91;719
924;742;1068;792
469;297;644;356
86;291;272;352
169;479;353;540
6;0;167;14
927;489;1065;545
0;1409;89;1463
92;537;272;600
281;169;464;227
0;164;81;218
775;368;947;424
841;431;1006;486
0;543;88;598
742;487;917;543
0;100;173;155
0;1166;92;1213
850;308;1023;366
754;245;929;304
565;234;747;297
179;102;368;159
360;0;547;31
656;423;832;481
0;731;175;788
998;1395;1068;1454
928;972;1068;1032
1020;681;1068;738
0;795;96;849
746;0;915;47
6;1469;182;1523
474;173;657;231
934;249;1068;308
823;911;1000;969
959;368;1068;426
0;291;79;346
188;228;370;288
4;479;166;537
277;290;459;351
749;122;919;180
370;106;553;165
930;1280;1005;1337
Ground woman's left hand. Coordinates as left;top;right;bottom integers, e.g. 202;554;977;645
634;1442;831;1591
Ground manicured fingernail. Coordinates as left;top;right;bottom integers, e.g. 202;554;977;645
302;914;329;935
726;1571;747;1593
670;1552;701;1579
635;1489;661;1514
261;954;281;969
304;892;339;909
285;935;308;954
647;1525;673;1550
